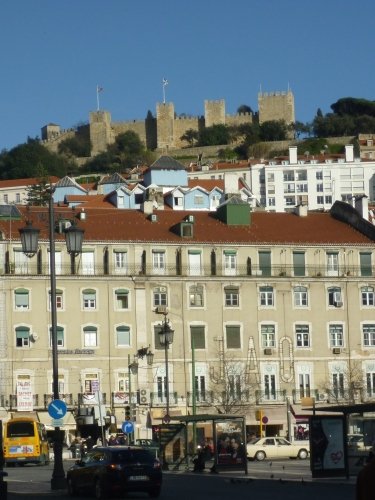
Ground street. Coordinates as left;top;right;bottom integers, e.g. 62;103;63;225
4;459;356;500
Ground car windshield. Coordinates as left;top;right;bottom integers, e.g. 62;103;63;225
250;438;262;444
111;450;154;463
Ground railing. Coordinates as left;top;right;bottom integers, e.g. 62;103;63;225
256;390;287;404
292;389;319;403
3;261;373;278
5;394;39;409
44;393;73;407
186;390;253;406
150;391;178;406
78;393;107;405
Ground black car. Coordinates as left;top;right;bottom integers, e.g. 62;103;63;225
66;445;162;499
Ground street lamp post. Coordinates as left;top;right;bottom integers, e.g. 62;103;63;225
19;189;84;490
158;315;174;420
127;347;154;444
157;315;174;470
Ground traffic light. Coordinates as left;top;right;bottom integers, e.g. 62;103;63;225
125;405;131;421
131;405;137;422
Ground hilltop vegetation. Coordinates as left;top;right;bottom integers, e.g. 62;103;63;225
0;97;374;180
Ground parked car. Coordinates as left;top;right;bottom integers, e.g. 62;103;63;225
246;437;309;461
67;445;162;498
135;439;160;459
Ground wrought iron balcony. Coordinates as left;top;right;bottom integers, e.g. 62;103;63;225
256;389;287;404
44;393;73;407
78;393;107;405
292;389;318;403
3;259;373;279
150;391;178;406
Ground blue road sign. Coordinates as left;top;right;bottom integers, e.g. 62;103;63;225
122;421;134;434
48;399;67;419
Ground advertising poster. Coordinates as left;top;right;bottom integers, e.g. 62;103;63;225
214;419;247;471
310;415;347;477
16;380;33;411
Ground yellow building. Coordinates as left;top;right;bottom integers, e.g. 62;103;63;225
0;198;374;439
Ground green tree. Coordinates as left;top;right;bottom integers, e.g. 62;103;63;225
58;133;91;158
331;97;375;117
180;128;199;147
198;124;231;147
237;104;253;115
25;164;52;206
259;120;288;141
0;139;76;180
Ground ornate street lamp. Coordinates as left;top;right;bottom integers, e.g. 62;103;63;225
158;316;174;420
19;189;84;490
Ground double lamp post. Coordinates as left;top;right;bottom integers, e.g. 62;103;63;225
19;189;84;490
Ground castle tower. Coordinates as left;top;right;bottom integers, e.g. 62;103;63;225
89;110;113;156
204;99;226;127
156;102;175;150
258;90;295;125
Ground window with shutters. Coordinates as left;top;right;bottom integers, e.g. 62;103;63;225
225;325;241;349
14;288;30;310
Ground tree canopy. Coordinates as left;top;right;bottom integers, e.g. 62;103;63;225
0;138;77;180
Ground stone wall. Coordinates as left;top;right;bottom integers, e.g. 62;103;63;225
258;91;295;125
41;91;295;157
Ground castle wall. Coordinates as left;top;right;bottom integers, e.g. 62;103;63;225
258;91;295;125
41;91;296;158
173;116;200;148
204;99;225;127
226;113;253;127
112;120;147;144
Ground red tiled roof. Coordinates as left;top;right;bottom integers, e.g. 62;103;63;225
3;207;372;246
188;179;224;191
0;176;60;188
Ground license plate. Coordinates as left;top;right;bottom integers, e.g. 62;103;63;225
129;475;149;481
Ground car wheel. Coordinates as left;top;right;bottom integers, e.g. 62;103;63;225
149;488;161;498
67;477;77;497
298;449;308;460
94;479;107;499
255;450;266;461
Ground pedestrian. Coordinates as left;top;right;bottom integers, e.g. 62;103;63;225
356;453;375;500
108;434;119;446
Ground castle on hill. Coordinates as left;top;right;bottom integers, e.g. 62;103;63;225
41;90;295;157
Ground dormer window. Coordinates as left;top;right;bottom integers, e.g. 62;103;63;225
179;222;193;238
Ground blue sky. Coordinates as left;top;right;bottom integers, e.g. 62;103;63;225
0;0;374;151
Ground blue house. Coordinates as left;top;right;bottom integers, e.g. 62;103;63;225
143;156;188;188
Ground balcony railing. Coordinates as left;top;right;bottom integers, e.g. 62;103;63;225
256;390;287;404
3;261;373;279
78;393;107;405
292;389;319;403
150;392;178;406
44;393;73;407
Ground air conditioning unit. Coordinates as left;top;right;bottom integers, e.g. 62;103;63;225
156;305;167;314
264;348;273;355
138;389;150;405
333;347;341;354
317;393;328;402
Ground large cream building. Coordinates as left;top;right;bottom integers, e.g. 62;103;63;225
0;197;374;441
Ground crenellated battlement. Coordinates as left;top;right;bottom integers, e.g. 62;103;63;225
41;90;294;156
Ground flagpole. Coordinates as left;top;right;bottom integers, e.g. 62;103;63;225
96;85;100;111
162;78;168;104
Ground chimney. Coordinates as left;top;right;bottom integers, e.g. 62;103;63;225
345;144;354;162
289;146;298;165
141;200;154;215
295;203;308;217
355;195;369;220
